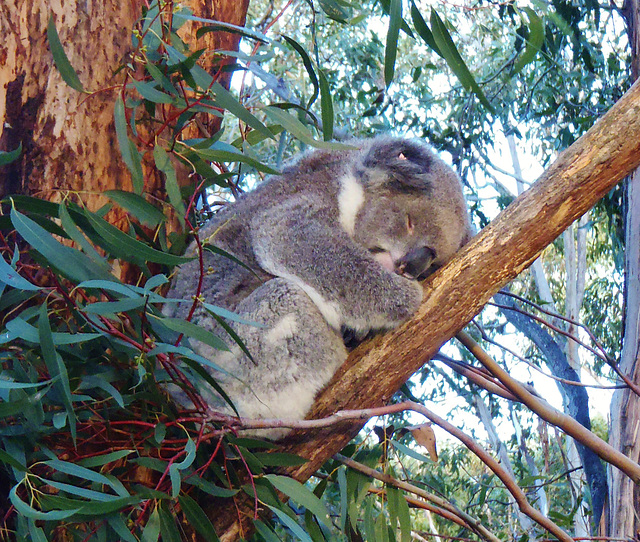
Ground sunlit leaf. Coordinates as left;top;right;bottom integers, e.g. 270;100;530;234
212;83;274;141
0;253;40;290
430;9;495;114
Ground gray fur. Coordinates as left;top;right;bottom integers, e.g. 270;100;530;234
165;136;472;438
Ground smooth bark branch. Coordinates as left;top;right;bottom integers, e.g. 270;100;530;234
217;80;640;540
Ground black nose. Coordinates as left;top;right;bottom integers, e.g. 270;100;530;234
396;246;436;279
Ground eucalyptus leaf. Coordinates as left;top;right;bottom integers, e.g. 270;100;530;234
47;14;85;93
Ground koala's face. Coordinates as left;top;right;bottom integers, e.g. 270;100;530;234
352;138;472;279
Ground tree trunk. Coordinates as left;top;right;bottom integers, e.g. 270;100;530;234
609;0;640;536
215;79;640;540
0;0;249;221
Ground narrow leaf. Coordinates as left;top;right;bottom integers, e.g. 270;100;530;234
430;9;495;113
153;146;186;217
10;207;115;283
0;254;40;290
158;505;182;542
131;80;174;104
410;2;441;57
47;14;85;93
105;190;166;227
267;505;314;542
191;146;281;175
141;508;161;542
9;486;79;520
265;475;331;528
0;143;22;166
212;83;274;141
263;107;349;150
83;210;192;266
317;68;334;141
114;97;144;193
157;317;230;352
179;495;222;542
512;8;544;74
282;36;320;108
385;0;402;87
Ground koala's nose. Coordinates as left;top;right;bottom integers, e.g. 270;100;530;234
396;246;437;279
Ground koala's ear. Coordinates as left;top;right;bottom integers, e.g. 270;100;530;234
359;137;434;192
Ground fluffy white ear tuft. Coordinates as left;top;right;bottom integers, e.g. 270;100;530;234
337;174;365;237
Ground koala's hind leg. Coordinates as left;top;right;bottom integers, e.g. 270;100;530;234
208;278;348;437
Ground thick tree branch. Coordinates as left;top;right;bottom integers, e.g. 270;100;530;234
216;79;640;540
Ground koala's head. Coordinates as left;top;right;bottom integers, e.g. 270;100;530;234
350;137;472;279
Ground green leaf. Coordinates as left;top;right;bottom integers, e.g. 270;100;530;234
252;452;308;467
141;508;161;542
158;504;182;542
47;14;85;93
131;80;175;104
267;505;314;542
107;514;138;542
263;107;350;150
430;10;495;114
265;475;332;528
28;519;48;542
385;0;402;87
410;2;441;57
156;317;229;352
105;190;166;228
5;317;102;345
38;303;76;440
0;449;27;471
79;450;134;468
282;36;320;108
389;439;432;464
10;207;115;283
58;203;111;270
190;145;281;175
153;146;186;217
114;97;144;194
253;519;282;542
179;495;221;542
174;13;270;43
0;253;40;290
512;8;545;74
317;68;334;141
44;479;122;502
83;297;147;315
9;486;80;520
317;0;349;22
83;210;192;266
212;83;274;141
0;142;22;166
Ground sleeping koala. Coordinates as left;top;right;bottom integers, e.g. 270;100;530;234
165;136;472;437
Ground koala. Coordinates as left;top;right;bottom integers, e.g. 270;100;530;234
164;136;472;438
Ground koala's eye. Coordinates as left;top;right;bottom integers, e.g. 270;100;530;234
369;247;387;254
406;214;414;235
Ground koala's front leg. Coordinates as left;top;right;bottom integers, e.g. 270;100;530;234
252;214;423;336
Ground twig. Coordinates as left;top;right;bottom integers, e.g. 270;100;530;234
456;330;640;485
335;453;499;542
210;402;572;541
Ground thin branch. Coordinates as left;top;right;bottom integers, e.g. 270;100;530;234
456;330;640;484
335;455;498;542
211;402;572;541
